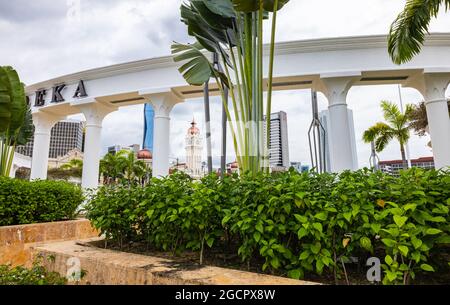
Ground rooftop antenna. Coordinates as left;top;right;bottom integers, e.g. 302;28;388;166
308;90;327;173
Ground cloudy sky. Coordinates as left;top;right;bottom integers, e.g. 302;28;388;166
1;0;449;168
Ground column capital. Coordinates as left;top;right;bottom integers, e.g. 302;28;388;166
406;72;450;102
32;111;66;133
72;99;117;126
317;73;361;106
139;88;184;118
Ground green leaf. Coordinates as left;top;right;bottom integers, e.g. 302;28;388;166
255;223;264;234
385;255;393;265
299;251;309;260
411;238;423;249
270;256;280;269
312;222;323;233
310;242;321;255
398;245;409;257
297;227;308;239
172;42;227;86
393;215;408;228
314;212;327;221
429;216;446;223
420;264;435;272
343;212;352;222
360;237;373;252
371;223;381;234
253;231;261;242
202;0;235;18
206;237;214;248
294;214;307;223
287;269;303;280
382;239;396;247
425;228;442;235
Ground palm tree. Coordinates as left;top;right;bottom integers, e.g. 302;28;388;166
100;150;127;185
388;0;450;64
60;159;83;171
363;101;414;169
410;100;450;137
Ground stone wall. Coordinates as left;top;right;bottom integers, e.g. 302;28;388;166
0;219;98;267
33;240;320;285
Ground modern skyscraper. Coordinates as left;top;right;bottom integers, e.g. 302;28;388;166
264;111;290;169
185;119;204;178
143;103;155;151
319;109;358;172
16;120;84;159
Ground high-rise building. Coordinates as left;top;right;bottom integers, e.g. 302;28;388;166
185;119;204;178
107;144;140;155
319;109;358;172
16;120;84;159
264;111;290;169
143;104;155;151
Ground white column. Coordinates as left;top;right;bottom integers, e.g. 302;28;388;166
30;112;64;180
319;75;360;172
411;73;450;169
9;165;18;178
77;101;116;189
139;89;183;178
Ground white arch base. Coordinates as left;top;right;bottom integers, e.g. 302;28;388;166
26;34;450;188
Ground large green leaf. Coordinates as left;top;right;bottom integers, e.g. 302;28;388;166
0;67;12;132
172;42;217;86
388;0;450;64
232;0;259;12
12;106;33;146
202;0;235;18
0;66;26;133
263;0;290;12
232;0;290;12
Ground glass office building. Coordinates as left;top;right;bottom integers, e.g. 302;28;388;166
143;103;155;151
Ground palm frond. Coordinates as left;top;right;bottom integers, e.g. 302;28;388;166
380;100;402;126
388;0;450;64
362;122;392;143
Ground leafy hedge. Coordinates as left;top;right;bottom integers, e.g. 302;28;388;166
0;177;83;226
86;169;450;284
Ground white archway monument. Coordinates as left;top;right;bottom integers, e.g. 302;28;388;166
26;34;450;189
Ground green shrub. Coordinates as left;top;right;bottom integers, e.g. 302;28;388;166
0;256;66;285
0;177;83;226
86;168;450;284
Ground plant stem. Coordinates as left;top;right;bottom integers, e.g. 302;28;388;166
266;0;279;172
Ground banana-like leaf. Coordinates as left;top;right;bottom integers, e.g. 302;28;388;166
0;66;26;133
263;0;290;12
232;0;259;12
172;42;229;87
0;67;12;132
232;0;290;12
6;68;26;132
12;106;33;146
201;0;235;19
173;42;214;86
180;2;234;67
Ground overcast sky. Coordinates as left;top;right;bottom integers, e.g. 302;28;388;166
1;0;449;168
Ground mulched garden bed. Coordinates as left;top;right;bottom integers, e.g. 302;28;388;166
87;240;450;285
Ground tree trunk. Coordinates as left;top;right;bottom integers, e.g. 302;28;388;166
400;144;408;169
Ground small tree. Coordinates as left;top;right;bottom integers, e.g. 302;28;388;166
363;101;414;169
